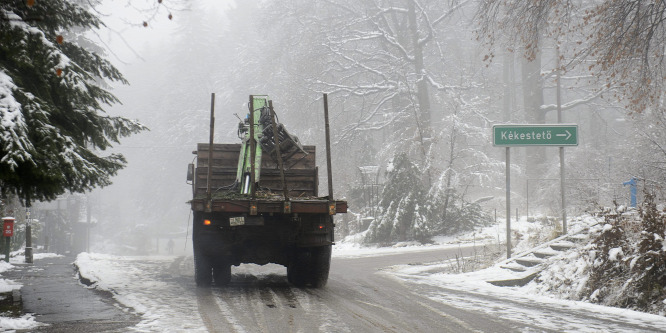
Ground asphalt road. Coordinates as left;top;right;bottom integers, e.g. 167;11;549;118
191;246;524;333
197;246;498;332
7;247;665;332
193;247;664;333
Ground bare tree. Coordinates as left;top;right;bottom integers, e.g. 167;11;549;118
478;0;666;113
585;0;666;113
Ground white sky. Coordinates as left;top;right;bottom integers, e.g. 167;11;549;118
95;0;234;66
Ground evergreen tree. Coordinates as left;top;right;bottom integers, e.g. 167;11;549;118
0;0;144;205
366;153;425;244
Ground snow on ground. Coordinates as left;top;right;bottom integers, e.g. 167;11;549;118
385;213;666;331
0;261;17;294
389;267;666;332
75;253;206;332
334;212;558;259
0;314;42;332
333;239;490;259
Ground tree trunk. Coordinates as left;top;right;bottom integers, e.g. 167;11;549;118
503;51;515;122
442;126;457;224
521;49;546;179
407;0;433;187
408;1;432;131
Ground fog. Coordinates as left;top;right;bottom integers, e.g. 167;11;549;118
30;0;664;255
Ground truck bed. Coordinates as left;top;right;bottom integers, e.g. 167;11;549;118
191;143;347;214
193;143;318;197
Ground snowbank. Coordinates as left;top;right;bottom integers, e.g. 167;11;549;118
0;314;42;332
75;253;207;332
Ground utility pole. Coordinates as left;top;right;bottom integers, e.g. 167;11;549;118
25;207;33;263
86;196;91;253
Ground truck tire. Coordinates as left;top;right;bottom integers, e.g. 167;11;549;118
194;252;213;287
287;252;308;287
310;245;332;288
288;245;331;288
193;211;213;287
213;261;231;286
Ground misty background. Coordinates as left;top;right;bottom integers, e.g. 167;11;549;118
30;0;656;255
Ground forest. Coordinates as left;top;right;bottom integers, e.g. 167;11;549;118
104;0;666;246
3;0;666;248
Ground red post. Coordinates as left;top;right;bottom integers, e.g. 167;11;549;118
2;218;14;237
2;217;14;262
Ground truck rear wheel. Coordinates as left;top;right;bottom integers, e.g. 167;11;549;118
213;261;231;286
288;245;331;288
194;252;213;287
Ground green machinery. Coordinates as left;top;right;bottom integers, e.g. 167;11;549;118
235;95;305;194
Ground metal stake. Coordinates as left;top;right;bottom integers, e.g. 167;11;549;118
206;93;215;211
324;94;334;200
249;96;256;199
506;147;511;259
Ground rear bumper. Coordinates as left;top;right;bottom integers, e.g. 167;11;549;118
190;199;347;214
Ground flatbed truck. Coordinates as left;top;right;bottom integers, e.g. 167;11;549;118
187;94;346;287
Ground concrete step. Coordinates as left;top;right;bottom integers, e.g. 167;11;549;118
500;262;528;272
550;241;576;252
532;250;557;259
487;271;539;287
566;234;588;243
489;227;597;288
514;257;544;267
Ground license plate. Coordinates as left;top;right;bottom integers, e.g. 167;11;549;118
229;216;245;226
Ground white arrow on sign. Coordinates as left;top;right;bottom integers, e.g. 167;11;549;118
555;130;572;140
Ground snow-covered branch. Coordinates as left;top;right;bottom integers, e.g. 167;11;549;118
540;88;609;113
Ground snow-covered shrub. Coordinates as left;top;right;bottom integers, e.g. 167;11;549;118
365;153;425;244
584;211;631;306
431;194;492;235
629;194;666;313
365;152;491;245
417;168;492;238
578;195;666;314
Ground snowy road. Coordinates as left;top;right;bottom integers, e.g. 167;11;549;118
76;247;666;332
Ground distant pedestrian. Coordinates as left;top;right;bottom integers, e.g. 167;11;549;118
167;239;175;254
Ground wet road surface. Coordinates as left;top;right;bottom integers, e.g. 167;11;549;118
200;247;510;332
6;247;666;332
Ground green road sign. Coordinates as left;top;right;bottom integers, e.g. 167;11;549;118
493;124;578;146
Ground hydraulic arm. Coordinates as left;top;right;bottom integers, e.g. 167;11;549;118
235;95;305;194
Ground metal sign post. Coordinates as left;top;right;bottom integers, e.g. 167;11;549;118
493;124;579;257
505;147;511;259
25;209;32;264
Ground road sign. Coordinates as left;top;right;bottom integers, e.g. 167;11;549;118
493;124;578;146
